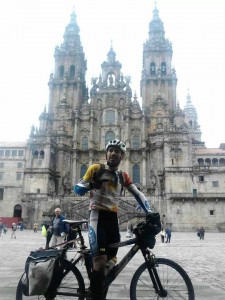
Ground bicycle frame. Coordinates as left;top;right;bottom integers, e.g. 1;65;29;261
103;238;140;288
103;237;166;298
62;219;167;298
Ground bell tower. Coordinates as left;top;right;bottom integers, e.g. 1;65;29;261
48;11;87;113
141;5;177;112
23;10;87;215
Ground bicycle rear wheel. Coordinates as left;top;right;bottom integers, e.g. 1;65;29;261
16;260;85;300
130;257;195;299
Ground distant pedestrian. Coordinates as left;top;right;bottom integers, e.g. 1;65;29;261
199;227;205;240
11;223;17;239
20;222;24;231
0;220;3;236
160;229;165;243
197;227;200;239
33;223;38;233
3;223;7;234
165;227;172;243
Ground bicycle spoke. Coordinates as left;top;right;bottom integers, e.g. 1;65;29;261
130;258;194;299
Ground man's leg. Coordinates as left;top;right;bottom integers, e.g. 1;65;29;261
50;234;57;247
90;269;105;300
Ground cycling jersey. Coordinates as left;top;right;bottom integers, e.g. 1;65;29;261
75;164;150;213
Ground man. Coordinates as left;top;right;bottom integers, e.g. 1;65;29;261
50;207;68;248
75;139;155;300
165;227;172;243
0;219;3;236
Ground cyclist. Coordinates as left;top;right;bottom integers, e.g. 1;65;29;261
74;139;153;300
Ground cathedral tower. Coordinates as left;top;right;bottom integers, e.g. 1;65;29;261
23;11;87;212
141;5;177;112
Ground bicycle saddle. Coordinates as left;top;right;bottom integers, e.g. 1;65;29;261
63;219;88;225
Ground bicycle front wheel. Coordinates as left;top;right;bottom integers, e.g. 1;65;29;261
16;260;85;300
130;257;195;299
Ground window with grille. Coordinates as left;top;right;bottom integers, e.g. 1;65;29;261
133;165;140;184
150;62;156;75
5;150;10;156
198;175;204;182
212;181;219;187
82;137;88;150
12;150;17;157
16;173;22;180
193;189;197;197
0;188;3;200
131;135;140;149
161;62;166;75
80;165;87;178
39;150;45;159
33;150;39;159
18;150;24;157
70;65;75;79
105;131;115;146
17;162;22;168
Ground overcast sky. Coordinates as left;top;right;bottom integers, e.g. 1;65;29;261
0;0;225;148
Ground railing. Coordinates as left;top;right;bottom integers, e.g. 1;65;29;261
169;193;225;199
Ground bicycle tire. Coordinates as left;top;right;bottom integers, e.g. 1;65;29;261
16;259;86;300
130;257;195;300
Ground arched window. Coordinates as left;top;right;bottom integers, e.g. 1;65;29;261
59;65;64;79
105;110;115;124
39;150;45;159
69;65;75;79
170;149;176;158
131;135;140;149
150;62;156;75
32;150;39;159
82;137;88;150
161;62;166;75
105;131;115;146
133;165;140;184
219;158;225;166
212;158;218;167
80;165;87;178
198;158;204;166
205;158;211;166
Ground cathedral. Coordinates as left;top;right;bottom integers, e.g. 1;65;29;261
1;5;225;231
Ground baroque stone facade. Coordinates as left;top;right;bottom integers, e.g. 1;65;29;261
1;6;225;231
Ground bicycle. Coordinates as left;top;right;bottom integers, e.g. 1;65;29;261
16;214;195;299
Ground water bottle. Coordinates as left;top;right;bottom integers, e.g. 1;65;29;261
105;257;117;275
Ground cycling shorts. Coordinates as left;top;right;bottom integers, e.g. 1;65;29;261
89;209;120;258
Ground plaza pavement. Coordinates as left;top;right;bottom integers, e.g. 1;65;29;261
0;229;225;299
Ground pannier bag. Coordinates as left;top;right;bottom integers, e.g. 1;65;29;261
21;249;62;296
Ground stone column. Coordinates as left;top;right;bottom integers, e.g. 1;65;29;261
142;150;147;186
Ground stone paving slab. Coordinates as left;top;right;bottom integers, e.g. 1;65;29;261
0;229;225;299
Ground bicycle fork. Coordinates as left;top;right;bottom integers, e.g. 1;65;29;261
143;249;168;298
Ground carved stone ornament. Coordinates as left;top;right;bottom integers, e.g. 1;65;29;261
107;94;116;107
130;152;141;163
81;153;89;164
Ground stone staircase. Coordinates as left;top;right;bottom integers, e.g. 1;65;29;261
61;196;146;225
